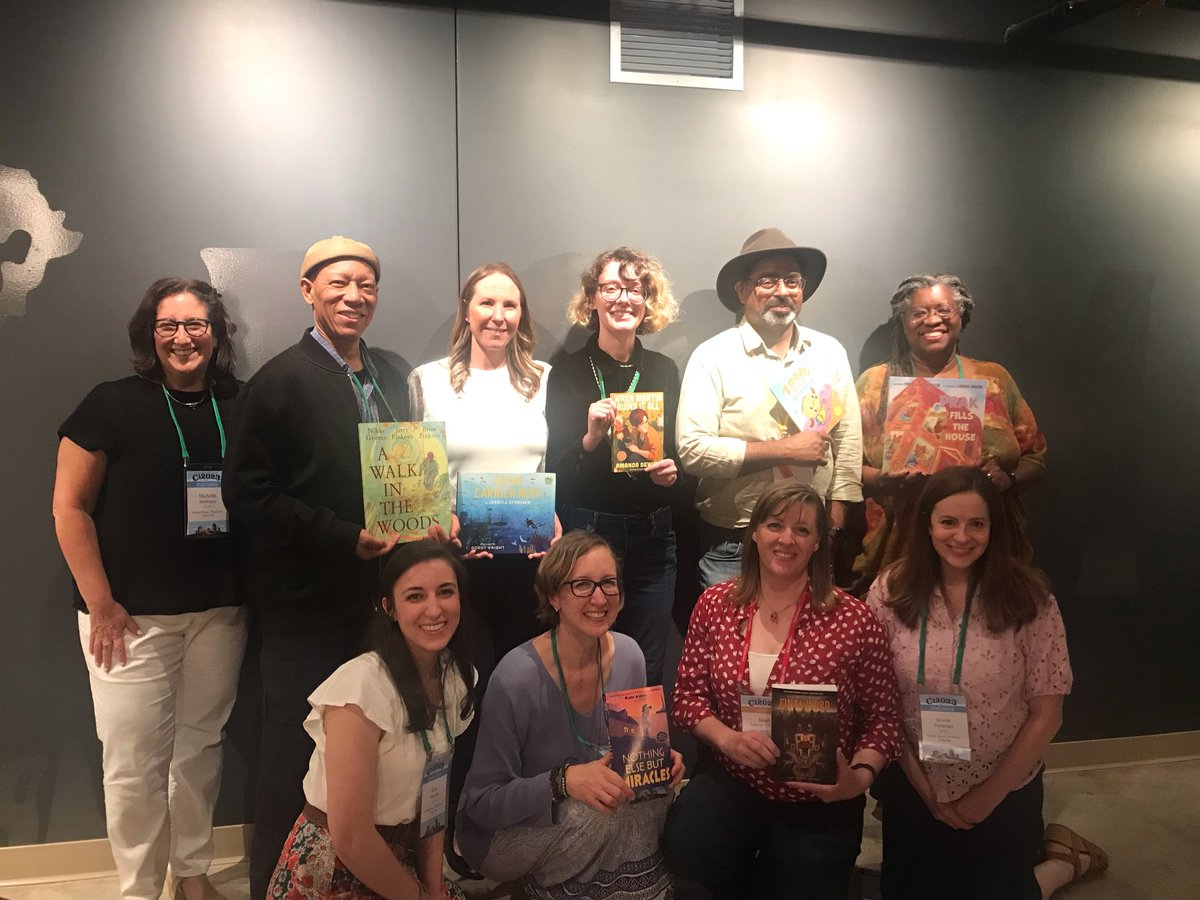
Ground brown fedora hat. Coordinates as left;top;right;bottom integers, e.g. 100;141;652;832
716;228;827;312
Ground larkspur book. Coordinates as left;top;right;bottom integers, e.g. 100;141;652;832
359;421;451;542
605;685;672;796
770;366;845;433
771;683;838;785
881;377;986;474
456;473;556;555
610;391;666;473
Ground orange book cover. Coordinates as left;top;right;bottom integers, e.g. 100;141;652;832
881;377;986;474
610;392;666;473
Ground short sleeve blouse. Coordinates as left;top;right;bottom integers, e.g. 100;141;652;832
302;652;474;825
865;575;1072;802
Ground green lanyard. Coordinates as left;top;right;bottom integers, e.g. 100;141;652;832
955;354;964;378
162;385;226;467
551;627;608;753
589;356;640;400
418;706;454;758
349;369;396;424
917;586;974;687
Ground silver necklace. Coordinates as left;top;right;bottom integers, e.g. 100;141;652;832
165;391;206;409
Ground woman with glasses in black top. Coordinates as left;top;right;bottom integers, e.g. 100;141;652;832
545;247;682;687
53;278;245;900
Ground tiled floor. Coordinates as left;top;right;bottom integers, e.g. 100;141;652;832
3;759;1196;899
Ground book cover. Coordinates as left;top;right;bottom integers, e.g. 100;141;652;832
610;391;666;472
605;685;673;795
770;366;845;433
359;421;451;541
456;473;556;555
771;683;838;785
881;377;987;475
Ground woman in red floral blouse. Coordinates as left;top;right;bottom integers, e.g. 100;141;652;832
664;482;902;899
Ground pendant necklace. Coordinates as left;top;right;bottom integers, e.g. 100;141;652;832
760;595;799;624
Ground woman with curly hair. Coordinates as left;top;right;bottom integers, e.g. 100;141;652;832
853;273;1047;590
545;247;682;685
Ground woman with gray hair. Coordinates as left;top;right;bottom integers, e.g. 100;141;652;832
852;273;1047;588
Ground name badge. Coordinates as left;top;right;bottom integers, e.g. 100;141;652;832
185;467;228;538
918;693;971;762
740;693;772;736
419;749;453;838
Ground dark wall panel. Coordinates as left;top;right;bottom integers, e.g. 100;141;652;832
0;0;458;845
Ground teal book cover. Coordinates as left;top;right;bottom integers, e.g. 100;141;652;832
456;473;556;554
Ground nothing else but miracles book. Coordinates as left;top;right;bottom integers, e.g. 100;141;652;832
605;685;672;796
771;683;838;785
359;421;451;541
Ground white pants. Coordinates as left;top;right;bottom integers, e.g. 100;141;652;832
78;606;248;900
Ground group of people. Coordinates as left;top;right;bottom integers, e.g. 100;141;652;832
52;229;1107;900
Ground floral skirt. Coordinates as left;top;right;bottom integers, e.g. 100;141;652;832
268;811;466;900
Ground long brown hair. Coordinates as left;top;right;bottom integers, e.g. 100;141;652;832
371;541;474;732
128;277;237;383
882;466;1049;632
448;262;543;400
731;482;837;612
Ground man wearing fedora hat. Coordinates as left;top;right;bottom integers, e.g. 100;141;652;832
223;236;410;897
676;227;862;588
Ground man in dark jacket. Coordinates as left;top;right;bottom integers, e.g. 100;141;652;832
224;236;409;897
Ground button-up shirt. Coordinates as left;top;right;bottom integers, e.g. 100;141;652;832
676;320;862;529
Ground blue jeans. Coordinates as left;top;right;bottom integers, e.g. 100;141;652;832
561;506;676;687
697;521;747;591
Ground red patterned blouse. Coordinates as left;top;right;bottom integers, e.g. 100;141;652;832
672;580;903;801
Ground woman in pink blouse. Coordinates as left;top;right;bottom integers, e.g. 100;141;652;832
866;466;1106;899
665;482;901;899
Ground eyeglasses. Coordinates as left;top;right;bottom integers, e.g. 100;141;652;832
753;273;805;293
597;282;646;304
904;305;959;324
561;577;622;598
154;318;211;337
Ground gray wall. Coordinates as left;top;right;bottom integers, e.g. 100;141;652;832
2;0;1197;846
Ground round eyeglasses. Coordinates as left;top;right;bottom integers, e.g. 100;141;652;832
597;282;646;305
904;305;960;324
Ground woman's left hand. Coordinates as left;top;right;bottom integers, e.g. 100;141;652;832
949;784;999;826
978;457;1013;492
668;749;685;787
787;752;873;803
528;513;563;559
645;458;678;488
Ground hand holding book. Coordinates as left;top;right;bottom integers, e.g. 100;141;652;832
786;751;882;802
564;753;635;815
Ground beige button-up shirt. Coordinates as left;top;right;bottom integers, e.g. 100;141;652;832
676;320;862;529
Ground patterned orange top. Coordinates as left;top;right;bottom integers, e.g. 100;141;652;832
854;356;1047;575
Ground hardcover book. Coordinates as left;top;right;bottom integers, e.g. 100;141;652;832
771;683;838;785
359;421;451;541
610;391;666;472
605;685;673;796
881;377;986;474
770;366;845;433
456;473;556;555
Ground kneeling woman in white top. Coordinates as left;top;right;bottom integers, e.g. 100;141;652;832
268;541;475;900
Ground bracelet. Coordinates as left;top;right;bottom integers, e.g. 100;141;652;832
550;763;571;803
850;761;878;782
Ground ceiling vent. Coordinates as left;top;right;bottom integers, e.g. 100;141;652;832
611;0;743;91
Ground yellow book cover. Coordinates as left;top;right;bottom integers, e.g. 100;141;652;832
610;391;666;473
359;421;451;541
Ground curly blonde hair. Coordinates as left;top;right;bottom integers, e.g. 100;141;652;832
448;262;544;400
566;247;679;335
